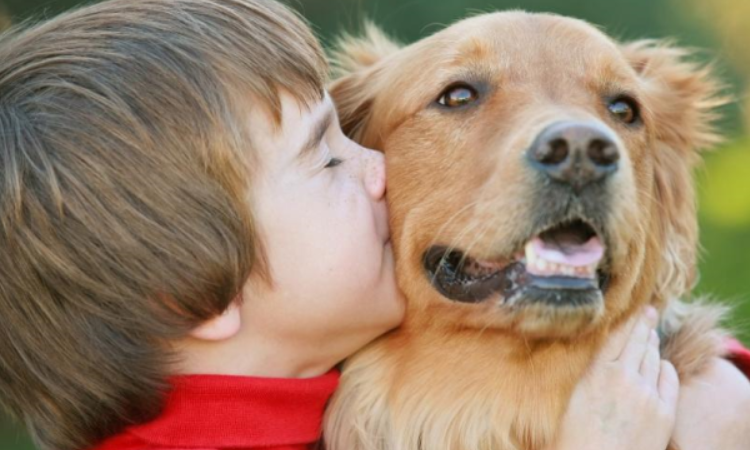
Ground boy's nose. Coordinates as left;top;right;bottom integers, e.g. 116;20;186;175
364;149;386;200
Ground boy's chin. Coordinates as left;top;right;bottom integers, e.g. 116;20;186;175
345;300;404;355
368;293;406;339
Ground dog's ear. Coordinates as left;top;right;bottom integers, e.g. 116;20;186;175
331;21;401;77
621;40;725;153
329;22;401;143
621;41;726;302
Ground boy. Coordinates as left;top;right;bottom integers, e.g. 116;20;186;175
0;1;745;450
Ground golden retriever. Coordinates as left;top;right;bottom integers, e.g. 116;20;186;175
323;11;730;450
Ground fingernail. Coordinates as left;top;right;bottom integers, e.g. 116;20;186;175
650;329;660;344
644;305;658;321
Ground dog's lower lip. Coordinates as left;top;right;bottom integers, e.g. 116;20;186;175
423;247;525;303
526;274;598;290
423;246;609;304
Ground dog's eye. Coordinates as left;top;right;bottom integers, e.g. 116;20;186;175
437;84;479;108
608;97;640;125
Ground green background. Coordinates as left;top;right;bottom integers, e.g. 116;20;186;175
1;0;749;448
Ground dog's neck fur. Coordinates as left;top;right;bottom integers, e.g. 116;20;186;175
326;325;599;450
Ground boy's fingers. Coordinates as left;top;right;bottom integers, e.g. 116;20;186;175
643;305;659;329
597;307;657;363
639;329;661;386
596;314;642;362
658;360;680;409
618;317;654;368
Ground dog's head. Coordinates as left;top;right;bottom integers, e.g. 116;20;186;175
331;12;723;339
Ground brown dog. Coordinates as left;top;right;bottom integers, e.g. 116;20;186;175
324;11;730;450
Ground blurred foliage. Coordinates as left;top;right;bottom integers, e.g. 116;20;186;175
682;0;750;131
0;0;748;448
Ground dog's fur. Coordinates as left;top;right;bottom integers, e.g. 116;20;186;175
325;12;729;450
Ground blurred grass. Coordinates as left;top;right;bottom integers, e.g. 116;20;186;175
697;140;750;342
0;0;749;448
0;421;35;450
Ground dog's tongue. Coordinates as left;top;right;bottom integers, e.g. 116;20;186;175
529;236;604;267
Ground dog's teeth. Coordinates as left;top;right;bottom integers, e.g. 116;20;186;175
524;239;600;279
524;241;537;265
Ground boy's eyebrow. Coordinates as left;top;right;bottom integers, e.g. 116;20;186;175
298;107;334;160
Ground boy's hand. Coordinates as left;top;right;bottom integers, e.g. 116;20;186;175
549;307;679;450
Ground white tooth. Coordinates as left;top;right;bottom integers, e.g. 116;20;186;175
525;242;536;264
538;259;547;271
563;266;575;276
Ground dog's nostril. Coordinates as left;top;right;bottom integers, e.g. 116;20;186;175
527;121;620;189
588;139;619;167
531;138;569;166
545;138;569;165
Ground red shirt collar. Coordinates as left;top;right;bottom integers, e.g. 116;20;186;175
126;370;340;448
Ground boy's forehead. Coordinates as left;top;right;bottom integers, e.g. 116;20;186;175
294;91;334;126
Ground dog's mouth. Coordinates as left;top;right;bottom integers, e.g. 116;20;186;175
423;219;611;306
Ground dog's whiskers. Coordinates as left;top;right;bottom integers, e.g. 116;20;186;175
424;200;485;285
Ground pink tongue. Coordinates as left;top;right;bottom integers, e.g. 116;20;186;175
531;236;604;267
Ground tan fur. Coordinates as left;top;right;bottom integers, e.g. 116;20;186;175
661;299;729;378
330;21;402;77
325;12;728;450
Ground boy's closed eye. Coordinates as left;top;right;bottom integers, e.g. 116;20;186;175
325;157;344;168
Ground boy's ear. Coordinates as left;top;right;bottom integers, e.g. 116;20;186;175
329;22;401;143
189;298;242;341
620;40;726;302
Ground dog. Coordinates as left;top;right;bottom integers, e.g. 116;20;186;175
323;11;731;450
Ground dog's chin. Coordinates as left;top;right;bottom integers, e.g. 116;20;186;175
505;287;606;338
423;219;611;338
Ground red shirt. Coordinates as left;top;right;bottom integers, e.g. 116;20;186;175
726;338;750;378
94;370;339;450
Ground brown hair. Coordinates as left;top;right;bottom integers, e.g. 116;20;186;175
0;1;327;449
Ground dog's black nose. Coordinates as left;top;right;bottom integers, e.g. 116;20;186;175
527;121;619;191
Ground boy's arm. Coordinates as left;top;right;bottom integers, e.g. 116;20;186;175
672;343;750;450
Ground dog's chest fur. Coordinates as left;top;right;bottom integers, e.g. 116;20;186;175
324;301;725;450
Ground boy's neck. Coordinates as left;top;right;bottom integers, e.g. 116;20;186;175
174;333;342;378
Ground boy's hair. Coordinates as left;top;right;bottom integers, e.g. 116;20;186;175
0;1;326;449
